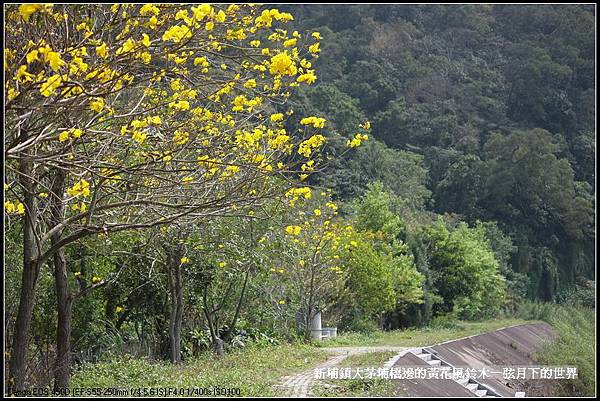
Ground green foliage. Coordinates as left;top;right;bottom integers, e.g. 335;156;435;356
72;343;328;397
344;182;425;326
421;219;506;319
344;241;397;317
517;302;595;397
536;306;595;397
286;4;595;300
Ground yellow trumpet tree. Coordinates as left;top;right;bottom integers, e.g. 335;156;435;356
4;3;333;391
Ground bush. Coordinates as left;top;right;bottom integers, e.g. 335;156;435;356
516;301;595;396
428;314;465;331
535;305;595;397
555;280;595;308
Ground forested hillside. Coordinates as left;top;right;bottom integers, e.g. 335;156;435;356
283;4;596;301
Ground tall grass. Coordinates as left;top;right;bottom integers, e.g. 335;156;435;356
517;301;595;397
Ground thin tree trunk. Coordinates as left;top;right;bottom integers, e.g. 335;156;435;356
53;253;72;390
9;158;40;393
202;286;224;357
223;271;249;343
168;251;177;363
50;170;72;390
173;248;183;362
167;246;183;364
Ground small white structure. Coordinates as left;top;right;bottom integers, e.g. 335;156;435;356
309;312;337;341
310;311;322;340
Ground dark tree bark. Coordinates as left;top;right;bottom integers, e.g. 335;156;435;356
223;271;250;344
49;170;73;391
167;245;183;363
8;157;40;393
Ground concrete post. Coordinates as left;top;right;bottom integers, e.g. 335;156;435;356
310;311;322;340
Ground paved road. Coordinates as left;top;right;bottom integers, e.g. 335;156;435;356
276;346;409;397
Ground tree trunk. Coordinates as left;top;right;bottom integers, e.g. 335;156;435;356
202;286;224;358
212;338;224;357
53;256;72;391
50;170;72;390
173;253;183;362
223;271;249;344
168;246;183;364
8;158;39;393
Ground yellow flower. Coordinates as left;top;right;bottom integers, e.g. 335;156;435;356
45;51;65;72
312;32;322;40
72;202;87;212
59;131;70;142
283;38;297;47
219;261;227;268
297;134;326;157
116;38;135;55
300;116;326;129
278;300;286;305
19;4;50;22
269;52;297;76
7;88;20;101
191;4;213;21
180;257;190;264
26;49;39;64
141;33;151;47
140;4;160;16
89;98;105;112
39;74;63;97
285;225;302;236
162;24;192;43
168;100;190;111
5;200;25;215
194;56;209;67
131;131;147;144
309;42;321;54
314;209;321;216
243;79;257;88
347;133;369;148
67;179;91;198
4;201;15;213
91;276;102;284
115;306;124;313
16;65;34;83
270;113;284;122
173;130;190;145
285;187;312;200
297;71;317;85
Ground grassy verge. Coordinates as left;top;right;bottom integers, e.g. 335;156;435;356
71;343;328;397
314;317;532;347
313;352;399;397
518;302;595;397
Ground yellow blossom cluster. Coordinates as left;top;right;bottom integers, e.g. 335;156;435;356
6;3;337;233
285;225;302;236
299;116;326;129
66;179;91;198
59;128;84;142
5;200;25;214
347;133;369;148
298;134;326;158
